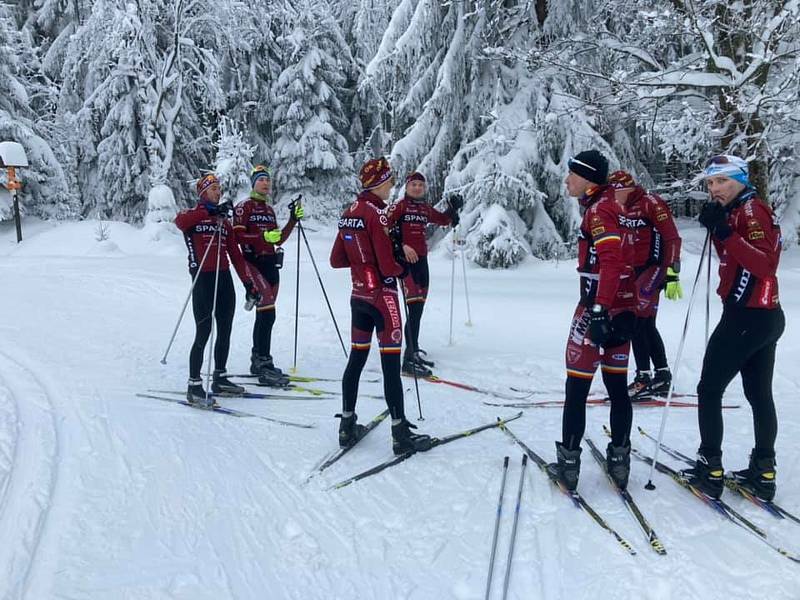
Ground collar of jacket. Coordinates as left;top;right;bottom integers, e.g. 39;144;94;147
579;184;610;209
358;190;388;210
249;191;269;202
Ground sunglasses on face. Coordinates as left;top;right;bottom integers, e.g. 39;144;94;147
705;155;731;167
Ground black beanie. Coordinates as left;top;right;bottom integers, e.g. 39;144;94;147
568;150;609;185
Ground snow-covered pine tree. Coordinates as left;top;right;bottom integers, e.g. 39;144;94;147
213;117;255;205
271;0;355;215
0;3;73;220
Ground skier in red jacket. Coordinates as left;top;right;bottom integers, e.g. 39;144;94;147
680;155;784;501
608;170;682;399
175;173;259;406
330;157;432;456
548;150;636;492
385;172;462;376
233;165;303;384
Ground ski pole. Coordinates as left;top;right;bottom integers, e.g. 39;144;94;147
645;230;711;491
485;456;510;600
448;231;457;345
292;206;301;373
460;237;473;326
160;225;220;364
400;284;424;421
501;454;527;600
297;220;348;358
203;221;225;402
705;240;711;348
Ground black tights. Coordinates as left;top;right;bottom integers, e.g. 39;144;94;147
697;307;784;458
562;372;632;450
189;270;235;379
631;315;668;372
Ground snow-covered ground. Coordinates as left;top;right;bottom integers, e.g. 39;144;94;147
0;216;798;599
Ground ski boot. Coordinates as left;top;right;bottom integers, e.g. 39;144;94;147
546;442;582;491
412;350;435;368
680;452;724;499
646;368;672;397
263;355;285;376
258;368;290;388
391;419;433;456
402;355;432;378
627;371;651;400
337;413;367;449
606;442;631;489
211;370;246;395
731;453;776;502
250;351;269;375
186;378;215;409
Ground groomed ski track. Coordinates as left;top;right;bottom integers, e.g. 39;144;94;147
0;219;798;598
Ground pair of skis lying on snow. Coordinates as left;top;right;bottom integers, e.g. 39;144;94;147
308;407;799;562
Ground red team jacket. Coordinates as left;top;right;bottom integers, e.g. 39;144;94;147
232;196;297;259
175;204;248;278
330;191;404;298
577;185;634;309
713;193;781;309
622;188;681;270
385;196;452;256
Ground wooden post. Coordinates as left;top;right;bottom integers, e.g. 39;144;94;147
7;166;22;242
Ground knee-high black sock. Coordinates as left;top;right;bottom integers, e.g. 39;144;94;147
631;317;651;373
381;352;405;421
404;302;424;359
646;316;668;370
342;348;369;414
254;308;276;357
603;370;632;446
562;376;592;450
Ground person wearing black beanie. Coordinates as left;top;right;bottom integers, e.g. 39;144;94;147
547;149;636;492
567;150;609;186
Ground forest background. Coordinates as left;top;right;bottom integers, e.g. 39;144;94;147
1;0;798;266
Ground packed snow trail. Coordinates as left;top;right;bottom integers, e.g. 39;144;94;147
0;218;799;598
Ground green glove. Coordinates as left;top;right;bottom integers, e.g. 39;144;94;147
289;199;305;220
263;229;282;244
664;267;683;300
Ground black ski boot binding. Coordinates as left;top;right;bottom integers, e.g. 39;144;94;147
731;453;776;502
681;453;724;499
627;371;651;400
186;378;214;409
402;355;432;377
392;419;433;455
337;413;367;449
647;368;672;397
211;370;246;395
606;442;631;489
547;442;582;491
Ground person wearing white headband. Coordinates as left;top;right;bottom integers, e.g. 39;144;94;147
680;154;784;502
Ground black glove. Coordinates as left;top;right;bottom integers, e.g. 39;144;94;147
587;305;612;346
698;202;732;240
448;193;464;211
446;193;464;226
